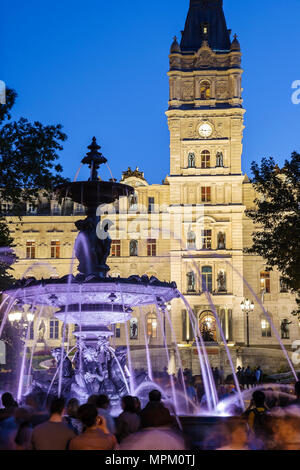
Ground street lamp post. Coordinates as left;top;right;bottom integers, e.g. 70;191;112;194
240;299;254;348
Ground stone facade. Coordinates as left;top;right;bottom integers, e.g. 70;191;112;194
3;3;298;376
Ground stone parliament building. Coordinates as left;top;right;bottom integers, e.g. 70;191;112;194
3;0;298;374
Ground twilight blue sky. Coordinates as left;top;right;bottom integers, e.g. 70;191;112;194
2;0;300;183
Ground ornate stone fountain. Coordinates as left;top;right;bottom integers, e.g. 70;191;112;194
5;138;179;403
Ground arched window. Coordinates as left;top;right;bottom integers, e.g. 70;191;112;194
147;313;157;339
130;317;138;340
130;240;138;257
188;152;196;168
200;81;211;100
201;150;211;169
199;311;217;342
201;266;212;292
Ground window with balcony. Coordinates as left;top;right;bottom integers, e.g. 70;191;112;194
261;319;272;338
51;240;60;259
111;240;121;257
148;197;155;213
49;320;59;340
147;239;157;257
201;266;213;293
201;150;211;169
260;271;271;294
201;187;211;203
202;230;212;250
26;241;36;259
147;313;157;339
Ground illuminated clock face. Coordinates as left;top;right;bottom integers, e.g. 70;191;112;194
199;122;213;138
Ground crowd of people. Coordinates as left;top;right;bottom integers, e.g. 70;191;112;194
236;365;264;389
0;389;187;450
0;376;300;450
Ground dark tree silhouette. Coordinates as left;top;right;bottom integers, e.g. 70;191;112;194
245;153;300;317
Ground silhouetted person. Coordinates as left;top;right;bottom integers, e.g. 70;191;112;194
255;366;262;385
243;391;271;446
245;366;252;389
95;395;116;435
116;396;140;442
140;390;175;429
0;394;18;450
69;404;116;450
30;397;75;450
24;393;49;427
63;398;82;435
0;393;18;417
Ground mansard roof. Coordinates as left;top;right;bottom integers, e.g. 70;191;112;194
180;0;231;53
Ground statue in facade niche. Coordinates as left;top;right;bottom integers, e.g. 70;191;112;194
281;319;292;339
187;228;196;250
216;152;224;167
217;232;226;250
130;240;138;257
38;320;46;342
130;318;138;339
187;271;196;292
217;271;227;292
201;324;215;343
188;152;196;168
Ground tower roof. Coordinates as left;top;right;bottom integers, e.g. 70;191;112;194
180;0;231;52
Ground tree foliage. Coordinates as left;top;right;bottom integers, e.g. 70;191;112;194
0;88;68;290
245;152;300;317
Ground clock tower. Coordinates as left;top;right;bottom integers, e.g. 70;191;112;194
167;0;247;348
166;0;245;180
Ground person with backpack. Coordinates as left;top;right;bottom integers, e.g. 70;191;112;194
243;391;271;449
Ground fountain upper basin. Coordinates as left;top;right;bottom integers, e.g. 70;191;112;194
5;274;179;324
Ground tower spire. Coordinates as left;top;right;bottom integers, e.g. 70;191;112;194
180;0;231;52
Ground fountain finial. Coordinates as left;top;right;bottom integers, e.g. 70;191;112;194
81;137;108;181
